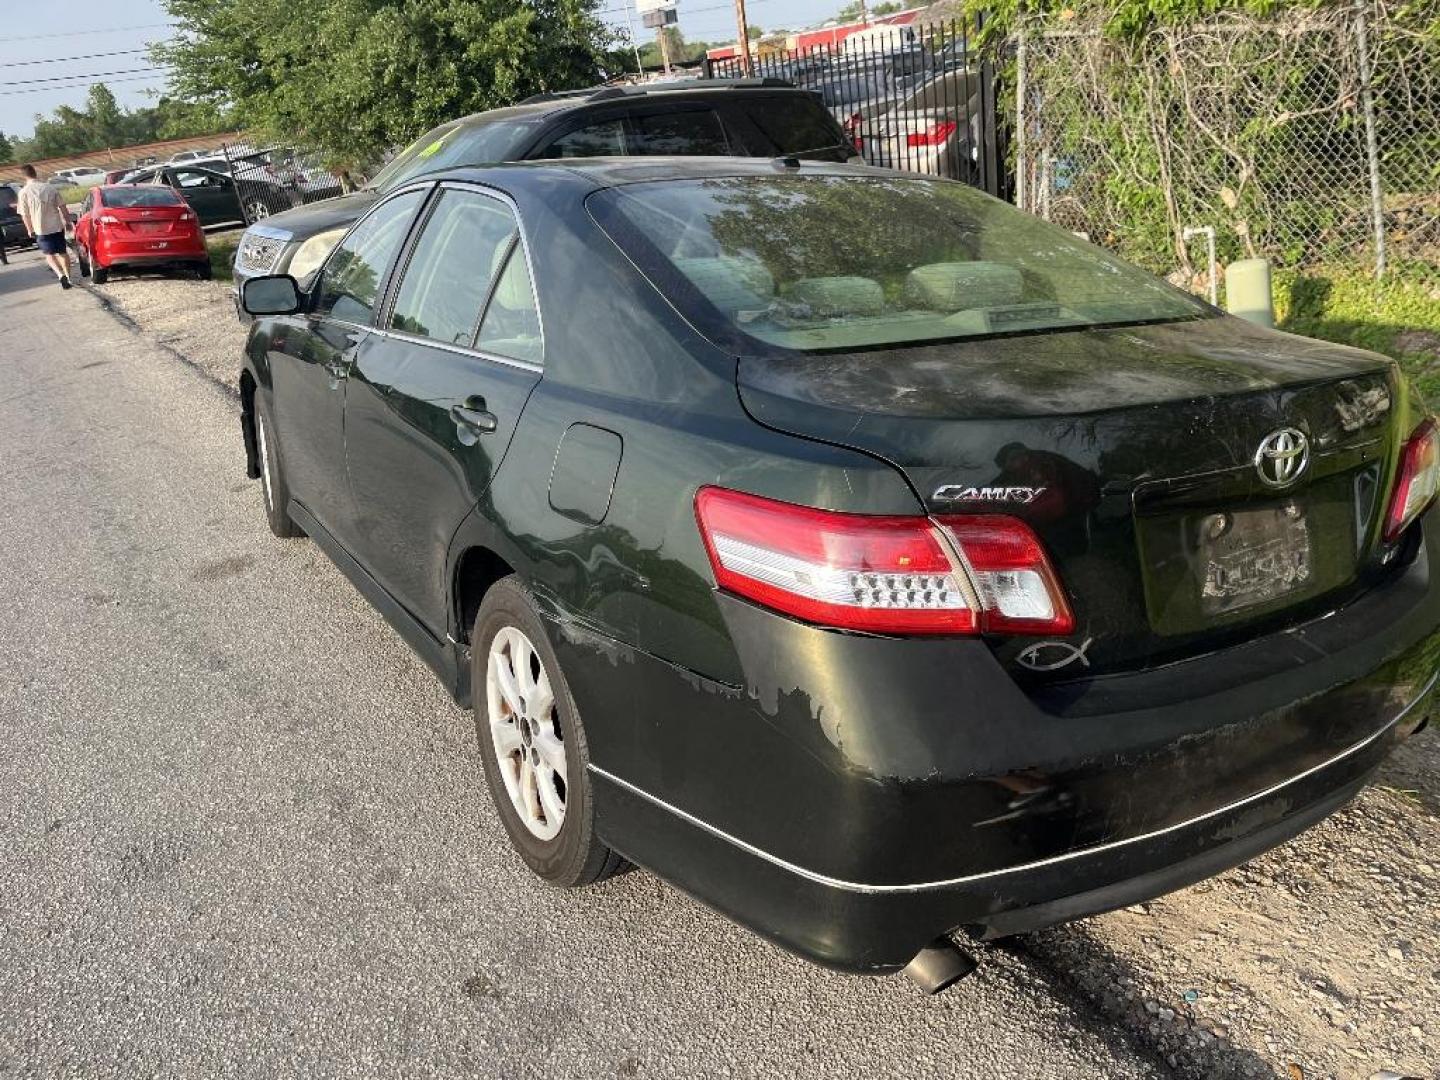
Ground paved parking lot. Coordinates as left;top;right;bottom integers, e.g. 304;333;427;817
2;250;1437;1079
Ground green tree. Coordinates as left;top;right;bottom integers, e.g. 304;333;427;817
0;131;12;164
154;0;616;170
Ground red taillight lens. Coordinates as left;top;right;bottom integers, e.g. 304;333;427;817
906;120;958;148
843;111;864;153
694;487;1073;636
1384;418;1440;541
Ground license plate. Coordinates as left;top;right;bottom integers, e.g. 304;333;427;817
136;223;168;235
1199;504;1311;615
149;241;169;250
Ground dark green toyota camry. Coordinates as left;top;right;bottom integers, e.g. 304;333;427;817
238;158;1440;990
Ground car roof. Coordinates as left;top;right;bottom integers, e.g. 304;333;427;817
441;78;814;128
424;155;884;195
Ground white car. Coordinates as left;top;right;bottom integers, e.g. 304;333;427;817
168;148;215;163
50;166;107;189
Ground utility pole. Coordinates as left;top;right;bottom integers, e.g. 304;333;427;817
733;0;753;75
658;26;673;75
623;1;645;76
858;0;869;24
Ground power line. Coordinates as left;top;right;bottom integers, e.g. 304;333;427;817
1;23;174;44
0;67;167;88
0;73;169;97
0;48;151;70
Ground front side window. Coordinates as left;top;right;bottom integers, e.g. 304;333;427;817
590;175;1209;352
538;119;627;159
314;189;426;325
389;189;519;345
630;110;729;155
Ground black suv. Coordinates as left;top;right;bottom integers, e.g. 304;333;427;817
230;79;858;314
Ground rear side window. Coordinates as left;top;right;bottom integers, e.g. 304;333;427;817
388;190;519;345
476;246;542;365
102;187;185;208
314;188;425;325
736;97;847;156
538;120;627;158
630;110;729;155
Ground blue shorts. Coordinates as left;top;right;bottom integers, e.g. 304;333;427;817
35;232;66;255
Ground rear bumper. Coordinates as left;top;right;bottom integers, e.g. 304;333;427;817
560;519;1440;973
97;242;206;267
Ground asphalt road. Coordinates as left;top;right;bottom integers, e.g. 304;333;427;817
0;253;1165;1077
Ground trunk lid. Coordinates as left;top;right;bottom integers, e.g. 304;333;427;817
105;203;193;237
737;315;1407;679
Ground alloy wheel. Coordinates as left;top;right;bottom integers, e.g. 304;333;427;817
486;625;567;841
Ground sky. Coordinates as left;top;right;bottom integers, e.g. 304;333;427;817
0;0;847;140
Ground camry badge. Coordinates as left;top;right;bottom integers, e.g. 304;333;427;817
933;485;1047;505
1016;637;1093;672
1254;428;1309;488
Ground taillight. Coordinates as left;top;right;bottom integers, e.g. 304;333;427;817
843;111;864;153
906;120;958;147
694;487;1073;636
1384;418;1440;541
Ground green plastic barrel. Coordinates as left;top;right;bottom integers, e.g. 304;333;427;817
1225;258;1274;328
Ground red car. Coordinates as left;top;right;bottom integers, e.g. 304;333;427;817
73;184;211;284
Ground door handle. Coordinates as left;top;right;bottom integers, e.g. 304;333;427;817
451;403;498;435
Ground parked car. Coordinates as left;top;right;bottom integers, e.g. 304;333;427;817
805;49;940;142
0;183;31;264
103;168;133;185
237;159;1440;990
859;67;983;182
50;166;108;189
121;164;295;227
72;184;210;283
229;79;859;317
168;148;214;163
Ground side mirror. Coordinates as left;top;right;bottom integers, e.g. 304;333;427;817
242;274;303;316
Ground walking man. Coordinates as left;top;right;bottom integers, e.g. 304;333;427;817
16;164;74;290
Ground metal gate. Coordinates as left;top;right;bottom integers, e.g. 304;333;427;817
704;19;1010;201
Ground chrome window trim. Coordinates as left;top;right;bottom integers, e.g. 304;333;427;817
588;667;1438;895
367;325;542;374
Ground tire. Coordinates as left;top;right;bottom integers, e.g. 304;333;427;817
253;393;302;538
194;259;213;280
472;576;622;887
75;245;90;278
91;263;108;285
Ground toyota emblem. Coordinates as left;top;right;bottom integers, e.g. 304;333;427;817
1255;427;1310;487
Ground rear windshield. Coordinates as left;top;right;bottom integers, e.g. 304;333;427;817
367;119;534;193
104;186;184;208
589;174;1210;351
737;97;848;156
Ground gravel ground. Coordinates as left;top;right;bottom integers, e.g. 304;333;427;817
8;248;1440;1079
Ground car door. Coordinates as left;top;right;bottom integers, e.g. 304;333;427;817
267;186;429;536
344;183;544;631
168;168;239;227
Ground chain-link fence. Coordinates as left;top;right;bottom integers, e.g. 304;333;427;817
706;19;1010;200
1012;1;1439;297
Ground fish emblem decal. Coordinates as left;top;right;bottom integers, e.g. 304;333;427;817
1015;637;1093;672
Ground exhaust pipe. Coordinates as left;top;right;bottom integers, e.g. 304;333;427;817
902;937;979;994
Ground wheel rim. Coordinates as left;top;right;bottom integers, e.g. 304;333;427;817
256;412;275;512
486;625;566;841
246;201;271;221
